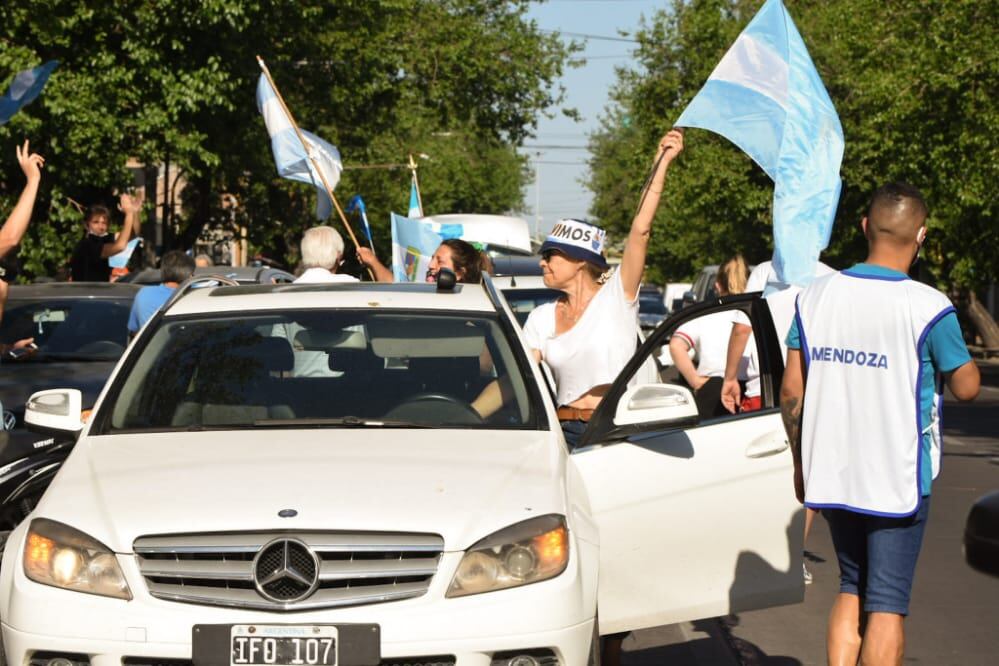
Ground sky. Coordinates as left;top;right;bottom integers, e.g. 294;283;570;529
516;0;666;238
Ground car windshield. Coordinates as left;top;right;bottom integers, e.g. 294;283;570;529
0;298;133;361
639;295;667;315
99;309;541;433
502;288;560;326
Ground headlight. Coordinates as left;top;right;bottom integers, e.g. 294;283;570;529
23;518;131;600
447;515;568;598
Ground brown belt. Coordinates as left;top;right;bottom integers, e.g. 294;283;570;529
557;406;595;422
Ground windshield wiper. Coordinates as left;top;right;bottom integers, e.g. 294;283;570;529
252;417;433;428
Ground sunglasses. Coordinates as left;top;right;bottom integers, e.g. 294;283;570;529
541;249;565;262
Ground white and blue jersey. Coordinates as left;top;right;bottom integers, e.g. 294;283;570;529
786;264;970;516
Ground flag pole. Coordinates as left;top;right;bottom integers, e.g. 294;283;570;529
408;153;424;217
256;56;374;279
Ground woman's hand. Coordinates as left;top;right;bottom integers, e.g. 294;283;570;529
118;191;144;216
16;139;44;184
655;129;684;171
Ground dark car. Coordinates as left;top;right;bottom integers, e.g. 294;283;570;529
119;265;296;285
639;287;668;332
0;282;139;532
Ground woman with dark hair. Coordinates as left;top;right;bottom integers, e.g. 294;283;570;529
357;238;493;284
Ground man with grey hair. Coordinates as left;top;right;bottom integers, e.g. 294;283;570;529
297;225;357;284
274;226;357;377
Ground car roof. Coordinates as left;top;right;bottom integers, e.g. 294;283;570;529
11;282;141;299
164;281;499;317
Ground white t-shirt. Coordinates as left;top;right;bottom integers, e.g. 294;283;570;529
737;260;835;397
296;267;359;284
522;269;641;405
674;310;749;379
273;268;360;377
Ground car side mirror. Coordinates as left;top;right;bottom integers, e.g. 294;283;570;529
681;290;695;306
614;384;698;427
965;491;999;577
25;389;84;437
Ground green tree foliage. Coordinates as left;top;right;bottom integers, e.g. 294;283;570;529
589;0;998;291
0;0;573;277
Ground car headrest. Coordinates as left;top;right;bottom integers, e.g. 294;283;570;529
228;336;295;374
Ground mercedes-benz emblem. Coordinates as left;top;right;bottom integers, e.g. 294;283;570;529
252;538;320;604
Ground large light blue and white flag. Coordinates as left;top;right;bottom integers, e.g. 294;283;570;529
675;0;843;287
408;180;423;218
256;74;342;220
0;60;58;125
390;213;463;282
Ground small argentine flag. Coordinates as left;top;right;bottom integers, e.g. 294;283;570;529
676;0;843;287
256;74;342;220
0;61;58;126
408;180;423;218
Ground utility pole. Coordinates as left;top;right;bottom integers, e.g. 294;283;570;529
534;151;542;243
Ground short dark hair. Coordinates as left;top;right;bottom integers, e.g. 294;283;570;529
868;182;928;221
160;250;196;284
84;204;110;223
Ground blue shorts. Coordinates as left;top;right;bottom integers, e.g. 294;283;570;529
823;497;931;616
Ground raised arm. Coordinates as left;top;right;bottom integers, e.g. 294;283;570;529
356;247;393;282
0;140;45;259
619;129;684;301
101;191;144;258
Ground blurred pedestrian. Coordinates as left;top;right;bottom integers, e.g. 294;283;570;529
70;191;143;282
194;253;212;268
781;183;980;666
127;250;196;335
0;139;44;260
668;254;749;417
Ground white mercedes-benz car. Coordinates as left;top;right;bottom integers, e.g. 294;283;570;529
1;275;802;666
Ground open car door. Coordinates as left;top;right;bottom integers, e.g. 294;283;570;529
571;294;804;635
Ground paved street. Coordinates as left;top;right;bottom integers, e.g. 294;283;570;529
623;360;999;666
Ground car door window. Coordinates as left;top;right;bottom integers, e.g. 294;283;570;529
580;294;784;447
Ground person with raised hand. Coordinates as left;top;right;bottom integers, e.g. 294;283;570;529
0;139;45;259
70;190;144;282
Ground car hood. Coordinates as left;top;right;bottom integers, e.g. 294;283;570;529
0;360;115;425
37;429;565;553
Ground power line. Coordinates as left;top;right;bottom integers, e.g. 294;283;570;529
523;144;591;150
539;28;638;44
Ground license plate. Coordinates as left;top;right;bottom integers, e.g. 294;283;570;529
230;625;338;666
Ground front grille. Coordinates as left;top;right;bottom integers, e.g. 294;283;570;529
121;654;455;666
134;531;444;611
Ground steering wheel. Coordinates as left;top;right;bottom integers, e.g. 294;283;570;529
383;392;483;426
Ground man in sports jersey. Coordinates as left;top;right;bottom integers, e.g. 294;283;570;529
781;183;980;666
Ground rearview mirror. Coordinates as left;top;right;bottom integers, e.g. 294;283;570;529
614;384;698;427
25;389;84;438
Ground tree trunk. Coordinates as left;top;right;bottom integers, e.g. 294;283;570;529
966;290;999;349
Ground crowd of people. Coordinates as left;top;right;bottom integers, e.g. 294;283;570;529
0;128;984;666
